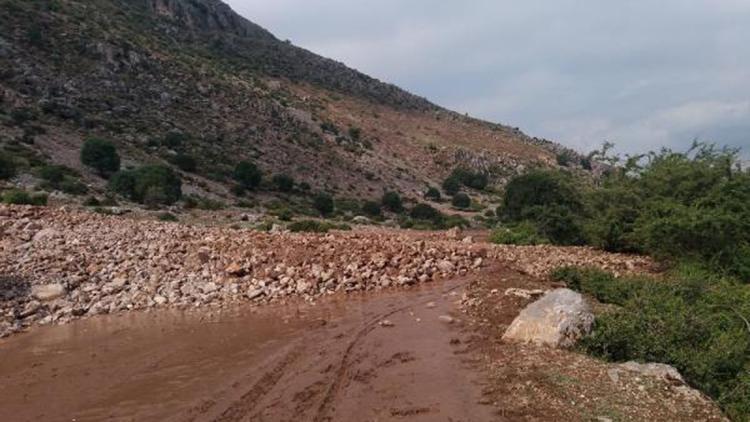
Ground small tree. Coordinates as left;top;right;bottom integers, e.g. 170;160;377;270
109;165;182;206
313;192;334;216
425;186;441;202
381;191;403;213
0;153;16;180
452;193;471;209
81;138;120;177
362;201;382;217
442;176;461;196
171;154;197;172
272;174;295;192
410;203;442;222
234;161;262;190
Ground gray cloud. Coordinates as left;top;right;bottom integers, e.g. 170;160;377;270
225;0;750;157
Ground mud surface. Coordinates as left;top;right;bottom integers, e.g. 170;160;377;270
0;271;493;422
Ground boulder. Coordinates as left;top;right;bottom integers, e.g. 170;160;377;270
31;283;66;301
352;216;371;224
502;288;593;348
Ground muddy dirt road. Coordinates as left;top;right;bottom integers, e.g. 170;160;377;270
0;273;494;422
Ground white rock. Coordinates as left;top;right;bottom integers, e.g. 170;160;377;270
502;288;594;348
31;284;66;301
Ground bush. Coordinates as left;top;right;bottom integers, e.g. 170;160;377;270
381;191;403;213
109;165;182;206
447;168;488;191
361;201;382;217
490;222;549;245
288;220;351;233
272;174;295;192
410;203;443;223
80;138;120;177
313;193;334;216
157;212;178;222
0;153;17;180
442;176;461;196
501;170;586;245
451;193;471;209
2;189;47;205
424;186;441;201
233;161;262;190
170;153;197;172
554;265;750;420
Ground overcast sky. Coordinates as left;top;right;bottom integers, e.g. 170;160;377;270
225;0;750;157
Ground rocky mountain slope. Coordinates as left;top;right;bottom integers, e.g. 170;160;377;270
0;0;580;203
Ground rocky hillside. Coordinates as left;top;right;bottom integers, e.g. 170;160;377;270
0;0;579;204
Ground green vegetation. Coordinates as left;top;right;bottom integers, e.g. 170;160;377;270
170;153;197;172
444;168;489;193
410;203;442;223
2;189;48;205
552;266;750;420
288;220;351;233
272;174;295;192
80;138;120;177
37;165;87;195
157;212;179;222
451;193;471;209
0;153;16;180
233;161;262;191
381;191;403;213
490;222;548;245
183;194;225;210
424;186;441;201
313;192;334;216
361;201;382;217
109;165;182;206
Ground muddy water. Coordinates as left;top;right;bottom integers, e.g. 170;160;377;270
0;278;495;422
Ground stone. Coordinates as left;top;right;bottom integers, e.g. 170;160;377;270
225;262;246;276
619;362;685;384
247;288;264;300
504;288;546;299
31;284;66;301
154;295;168;305
352;216;371;224
437;260;455;273
502;288;594;348
438;315;455;324
379;320;395;327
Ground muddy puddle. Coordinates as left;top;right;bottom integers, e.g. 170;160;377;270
0;280;472;422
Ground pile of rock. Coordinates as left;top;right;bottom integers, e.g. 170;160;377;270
0;206;484;337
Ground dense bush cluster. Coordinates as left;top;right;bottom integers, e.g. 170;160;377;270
233;161;262;191
80;138;120;177
496;143;750;278
381;191;403;213
109;165;182;206
0;152;16;180
553;266;750;420
2;189;48;205
443;168;488;195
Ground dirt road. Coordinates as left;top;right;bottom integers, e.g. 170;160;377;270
0;271;494;422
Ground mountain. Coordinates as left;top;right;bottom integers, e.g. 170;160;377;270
0;0;580;204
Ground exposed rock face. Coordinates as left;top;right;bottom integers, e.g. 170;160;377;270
502;288;594;348
31;284;66;302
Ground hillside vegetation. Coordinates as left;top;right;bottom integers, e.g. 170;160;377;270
492;142;750;420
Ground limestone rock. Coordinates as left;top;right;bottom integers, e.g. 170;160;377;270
31;284;66;301
502;288;593;348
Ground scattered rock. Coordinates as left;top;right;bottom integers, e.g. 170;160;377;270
619;362;685;385
504;288;546;299
379;320;395;327
31;284;66;302
438;315;455;324
502;289;594;348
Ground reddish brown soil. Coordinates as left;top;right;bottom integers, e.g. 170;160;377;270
0;263;725;421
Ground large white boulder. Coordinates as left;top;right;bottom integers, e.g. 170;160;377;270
502;288;594;348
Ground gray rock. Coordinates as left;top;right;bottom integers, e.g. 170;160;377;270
502;288;594;348
31;284;66;301
352;216;371;224
619;361;685;384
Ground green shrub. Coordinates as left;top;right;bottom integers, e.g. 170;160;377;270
313;193;334;216
170;153;197;172
157;212;178;222
425;186;441;201
555;265;750;420
442;176;461;196
410;203;442;223
451;193;471;209
0;153;16;180
501;170;585;245
381;191;403;213
182;194;225;210
361;201;382;217
446;168;488;191
109;165;182;205
233;161;262;190
163;131;188;148
288;220;351;233
80;138;120;177
2;189;47;205
272;174;295;192
83;196;101;206
490;222;549;246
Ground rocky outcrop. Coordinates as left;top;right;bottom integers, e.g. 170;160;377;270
502;288;594;348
